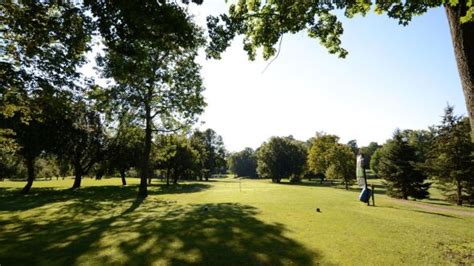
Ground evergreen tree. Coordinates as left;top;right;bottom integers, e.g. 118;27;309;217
426;106;474;205
378;130;430;200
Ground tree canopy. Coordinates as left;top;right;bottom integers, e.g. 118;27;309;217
378;130;430;200
92;1;206;198
228;148;257;178
307;133;355;189
207;1;473;60
425;106;474;205
207;0;474;138
257;136;307;183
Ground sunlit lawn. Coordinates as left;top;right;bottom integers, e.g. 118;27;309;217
0;177;473;265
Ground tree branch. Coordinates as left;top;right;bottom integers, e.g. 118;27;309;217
262;35;284;74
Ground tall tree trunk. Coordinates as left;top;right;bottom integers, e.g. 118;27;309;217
21;156;35;194
139;102;152;198
120;169;127;186
445;3;474;139
72;165;82;189
456;179;463;206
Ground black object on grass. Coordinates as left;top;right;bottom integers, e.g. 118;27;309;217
316;208;321;213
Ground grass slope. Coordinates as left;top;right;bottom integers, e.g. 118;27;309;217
0;177;473;265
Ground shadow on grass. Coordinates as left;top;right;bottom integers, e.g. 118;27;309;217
419;198;474;208
379;205;460;219
412;209;460;219
279;180;388;195
0;183;211;212
0;201;320;265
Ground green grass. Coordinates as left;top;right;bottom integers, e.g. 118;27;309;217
0;177;473;265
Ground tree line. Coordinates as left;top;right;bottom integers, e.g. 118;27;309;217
0;1;209;197
0;115;227;185
1;1;473;201
228;106;474;206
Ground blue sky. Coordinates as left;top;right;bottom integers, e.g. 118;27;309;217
188;2;466;152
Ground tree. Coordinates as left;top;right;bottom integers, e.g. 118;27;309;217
347;139;358;155
60;101;106;189
257;136;307;183
108;116;144;186
35;155;60;180
155;134;200;185
400;129;435;163
359;142;381;169
425;106;474;205
1;113;47;192
307;133;339;175
325;144;356;190
0;91;74;193
207;1;474;137
308;133;355;189
378;130;430;200
190;129;227;180
1;2;92;193
0;131;22;181
93;1;206;198
228;148;257;178
370;147;383;177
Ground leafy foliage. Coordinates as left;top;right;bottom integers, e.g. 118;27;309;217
228;148;257;178
190;129;227;179
1;2;92;119
325;144;356;189
59;101;106;188
91;1;206;197
359;142;381;169
35;155;60;180
307;133;339;175
400;129;434;163
370;148;382;177
108;115;144;185
346;139;358;155
207;0;473;61
155;134;201;185
307;133;355;188
257;136;307;183
1;2;93;193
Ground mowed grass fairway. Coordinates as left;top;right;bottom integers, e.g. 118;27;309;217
0;178;473;265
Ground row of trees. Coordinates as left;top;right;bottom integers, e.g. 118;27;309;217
228;106;473;205
0;1;210;197
228;134;358;188
0;119;227;185
372;106;474;205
